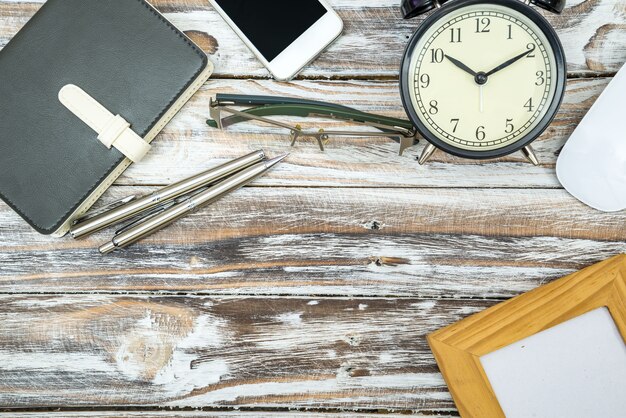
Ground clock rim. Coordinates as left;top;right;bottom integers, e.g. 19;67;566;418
399;0;567;160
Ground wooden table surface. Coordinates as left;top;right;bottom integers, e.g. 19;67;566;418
1;0;625;416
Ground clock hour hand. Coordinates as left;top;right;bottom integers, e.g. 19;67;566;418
444;54;478;77
485;48;534;77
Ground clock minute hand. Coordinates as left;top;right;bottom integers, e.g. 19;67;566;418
444;54;478;77
485;49;534;77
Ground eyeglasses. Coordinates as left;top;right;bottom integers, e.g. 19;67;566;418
207;94;419;156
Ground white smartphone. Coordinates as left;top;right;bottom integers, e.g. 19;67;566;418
209;0;343;81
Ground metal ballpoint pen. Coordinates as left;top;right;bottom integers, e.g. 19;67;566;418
99;154;288;254
70;150;266;239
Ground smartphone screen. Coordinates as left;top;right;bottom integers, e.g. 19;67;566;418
214;0;328;62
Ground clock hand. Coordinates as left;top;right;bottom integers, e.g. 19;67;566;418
485;49;534;77
444;54;478;77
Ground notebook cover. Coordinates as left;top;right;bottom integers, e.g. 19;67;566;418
0;0;209;235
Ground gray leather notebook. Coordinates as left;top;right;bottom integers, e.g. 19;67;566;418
0;0;213;236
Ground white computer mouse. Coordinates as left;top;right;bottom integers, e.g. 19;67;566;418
557;63;626;212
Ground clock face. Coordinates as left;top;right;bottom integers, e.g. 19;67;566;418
401;0;565;157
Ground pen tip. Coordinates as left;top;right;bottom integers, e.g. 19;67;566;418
264;153;289;168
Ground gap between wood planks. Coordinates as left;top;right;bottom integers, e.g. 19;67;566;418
114;184;568;190
0;291;510;302
0;3;621;417
0;406;459;417
206;71;617;81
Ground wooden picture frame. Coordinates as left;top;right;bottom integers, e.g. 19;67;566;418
428;254;626;418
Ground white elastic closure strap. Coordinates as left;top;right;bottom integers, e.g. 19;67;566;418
58;84;151;163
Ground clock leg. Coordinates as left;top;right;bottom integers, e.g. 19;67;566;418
399;136;417;156
522;145;540;166
418;143;437;165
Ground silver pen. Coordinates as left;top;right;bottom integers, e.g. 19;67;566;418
99;153;288;254
70;150;266;239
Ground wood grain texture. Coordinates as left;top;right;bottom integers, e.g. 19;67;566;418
11;413;455;418
0;294;487;412
0;0;624;78
0;0;623;415
110;77;608;188
1;186;625;296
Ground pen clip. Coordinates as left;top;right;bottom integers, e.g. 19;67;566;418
114;187;209;236
114;202;175;236
73;195;137;225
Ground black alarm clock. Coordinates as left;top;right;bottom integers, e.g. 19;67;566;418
399;0;566;164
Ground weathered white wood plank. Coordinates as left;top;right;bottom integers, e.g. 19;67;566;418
1;186;624;297
11;412;455;418
115;77;606;188
0;1;623;415
0;294;486;411
0;0;623;78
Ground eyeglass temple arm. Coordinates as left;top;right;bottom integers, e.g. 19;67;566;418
208;98;416;135
213;94;357;112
